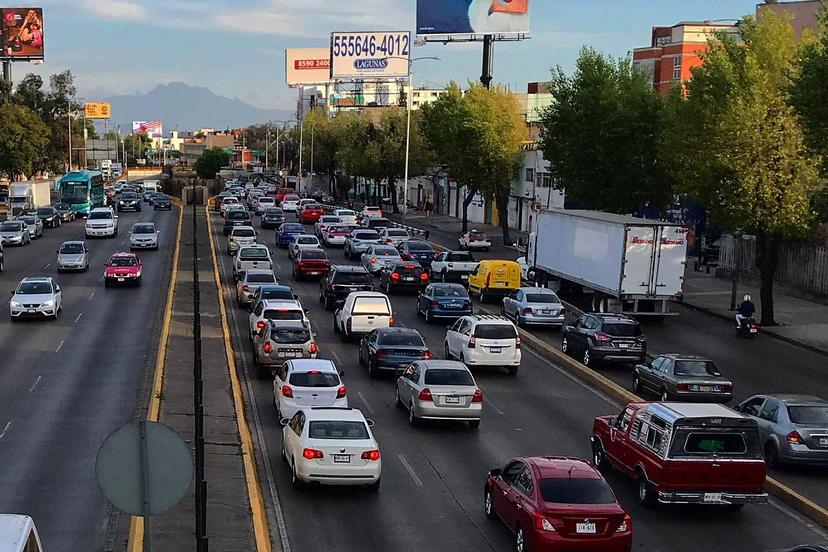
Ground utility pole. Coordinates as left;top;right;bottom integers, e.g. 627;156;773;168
67;99;72;171
480;34;494;89
403;71;412;219
298;120;304;192
265;126;269;170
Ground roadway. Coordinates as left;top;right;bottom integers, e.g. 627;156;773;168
0;202;178;551
209;209;828;552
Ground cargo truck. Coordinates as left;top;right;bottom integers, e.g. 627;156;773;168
527;209;687;317
8;181;52;217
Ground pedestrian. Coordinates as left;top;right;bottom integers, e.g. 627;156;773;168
425;199;433;218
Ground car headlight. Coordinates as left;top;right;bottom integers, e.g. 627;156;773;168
42;300;54;307
10;301;21;308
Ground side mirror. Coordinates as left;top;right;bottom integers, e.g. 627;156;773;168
303;308;310;314
339;370;345;377
489;468;502;478
55;250;59;253
446;325;453;330
103;263;110;268
366;419;375;428
9;290;14;295
313;332;319;339
279;418;290;427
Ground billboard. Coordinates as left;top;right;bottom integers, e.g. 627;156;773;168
285;47;331;86
84;102;111;119
132;120;163;137
416;0;529;36
0;7;44;60
330;31;410;80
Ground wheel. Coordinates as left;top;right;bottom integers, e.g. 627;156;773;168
394;387;403;408
424;307;432;324
468;419;480;429
323;295;334;311
444;343;452;360
583;347;592;367
592;440;609;473
358;346;365;365
508;365;519;376
291;459;304;489
408;403;419;426
367;478;381;492
561;337;569;355
637;472;656;507
515;526;526;552
368;357;379;379
484;488;497;519
764;441;783;469
660;388;670;402
633;374;642;394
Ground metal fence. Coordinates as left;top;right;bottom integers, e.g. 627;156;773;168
719;235;828;295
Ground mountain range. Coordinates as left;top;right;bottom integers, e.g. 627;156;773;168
104;82;292;132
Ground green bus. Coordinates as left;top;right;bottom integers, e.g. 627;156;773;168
56;170;105;216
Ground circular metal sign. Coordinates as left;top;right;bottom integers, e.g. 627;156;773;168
95;420;193;516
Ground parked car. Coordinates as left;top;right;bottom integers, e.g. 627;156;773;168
9;276;62;320
591;402;768;508
280;406;380;490
360;245;402;274
319;265;374;310
35;206;61;228
734;394;828;468
429;251;478;283
293;248;330;280
467;260;521;302
416;283;473;323
261;207;286;229
459;229;491;251
129;222;160;251
344;229;382;260
253;319;318;377
379;227;410;247
118;191;142;212
288;234;322;260
378;261;429;294
322;224;352;247
633;355;733;403
233;245;273;280
359;327;431;378
315;215;342;237
227;226;257;255
0;220;31;246
334;291;394;341
561;313;647;368
500;287;565;328
223;209;252;235
334;209;358;226
17;214;43;240
276;223;305;249
236;268;278;307
153;193;172;210
273;359;347;420
56;240;90;272
445;315;521;375
104;252;143;287
397;240;436;269
484;457;631;552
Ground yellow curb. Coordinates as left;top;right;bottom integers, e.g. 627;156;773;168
205;205;272;552
127;204;184;551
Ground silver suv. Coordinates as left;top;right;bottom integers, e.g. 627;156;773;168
252;319;318;377
444;315;521;375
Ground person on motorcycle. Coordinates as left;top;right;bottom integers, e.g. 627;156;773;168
736;294;756;329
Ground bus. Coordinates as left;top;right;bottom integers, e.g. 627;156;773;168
56;170;105;216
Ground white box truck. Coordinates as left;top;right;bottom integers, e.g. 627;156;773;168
527;209;687;316
8;181;52;216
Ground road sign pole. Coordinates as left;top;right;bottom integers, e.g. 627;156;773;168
480;35;494;89
138;419;151;552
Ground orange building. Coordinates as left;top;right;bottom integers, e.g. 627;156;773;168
633;22;739;95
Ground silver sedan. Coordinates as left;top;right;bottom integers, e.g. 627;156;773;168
395;360;482;428
501;287;566;328
360;245;402;274
235;269;278;307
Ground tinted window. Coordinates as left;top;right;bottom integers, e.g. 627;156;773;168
355;231;380;240
300;249;327;260
247;273;277;284
433;286;468;298
602;323;642;337
133;224;156;234
261;289;294;301
264;309;303;320
352;297;391;315
333;272;372;285
788;406;828;425
674;360;721;377
475;324;516;339
233;228;256;237
17;282;52;294
386;229;408;237
525;293;560;304
36;208;53;216
378;331;425;347
89;211;113;219
394;264;423;276
684;433;747;455
308;421;369;440
540;478;616;505
373;247;399;256
406;241;433;251
297;236;318;244
110;257;137;266
0;222;22;231
121;192;139;200
446;252;474;262
265;208;284;215
228;211;250;220
337;210;355;217
289;371;339;387
240;248;269;259
270;325;311;344
328;225;350;233
424;369;474;386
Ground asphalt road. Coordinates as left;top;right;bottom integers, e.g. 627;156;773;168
0;202;178;551
416;220;828;509
210;209;828;552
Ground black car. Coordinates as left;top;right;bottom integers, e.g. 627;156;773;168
261;207;286;229
319;265;374;310
223;209;252;235
35;206;61;228
378;261;429;294
153;193;172;210
54;203;76;222
561;313;646;368
397;240;436;268
118;191;142;212
358;327;431;378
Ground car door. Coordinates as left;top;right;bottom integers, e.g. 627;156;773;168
639;356;665;393
250;301;264;335
418;285;431;313
401;363;421;404
649;357;672;392
53;280;62;309
446;319;462;355
492;461;525;520
757;398;781;444
572;316;591;351
286;411;305;464
510;466;536;531
363;330;378;363
504;290;520;318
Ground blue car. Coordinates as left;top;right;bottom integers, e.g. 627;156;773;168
276;223;305;248
358;327;431;378
416;283;473;323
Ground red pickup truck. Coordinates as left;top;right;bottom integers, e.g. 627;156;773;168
591;402;768;508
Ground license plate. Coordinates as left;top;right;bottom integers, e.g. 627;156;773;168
541;310;551;315
445;396;460;404
117;278;125;282
618;343;629;349
27;309;36;314
820;438;828;446
703;493;722;503
700;386;714;392
576;522;596;534
333;454;350;463
494;282;504;287
461;274;468;280
404;277;415;281
750;328;758;333
490;347;502;353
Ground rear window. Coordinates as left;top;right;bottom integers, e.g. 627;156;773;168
353;296;391;315
386;229;408;237
788;406;828;425
300;249;327;260
328;225;350;233
373;247;399;256
395;264;423;276
259;197;274;203
284;195;299;201
540;478;616;505
297;236;318;244
270;325;310;344
433;286;468;298
407;241;432;251
227;211;250;220
525;293;560;304
264;309;303;320
282;224;303;232
289;371;339;387
265;208;284;215
240;248;269;259
333;271;373;285
337;210;356;217
447;252;474;262
475;324;516;339
683;432;747;455
378;332;425;347
261;289;294;301
674;360;721;377
355;231;380;240
602;323;642;337
233;228;256;237
1;222;22;231
247;273;277;284
308;421;369;440
424;369;474;386
368;219;389;227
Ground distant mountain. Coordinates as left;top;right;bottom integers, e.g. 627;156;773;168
105;82;292;132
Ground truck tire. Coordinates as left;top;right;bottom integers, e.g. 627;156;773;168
592;440;609;473
637;471;657;507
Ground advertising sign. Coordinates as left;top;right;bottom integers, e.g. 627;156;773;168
416;0;530;36
330;31;410;80
84;102;111;119
132;120;163;137
0;7;44;60
285;47;331;86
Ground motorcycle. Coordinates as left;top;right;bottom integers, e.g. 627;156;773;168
736;316;759;338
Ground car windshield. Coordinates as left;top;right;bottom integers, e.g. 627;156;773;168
424;369;474;386
334;272;372;285
525;293;560;304
222;198;238;204
447;252;474;262
674;360;721;377
433;286;468;298
258;198;274;203
19;216;36;224
122;193;138;200
475;324;516;339
89;211;112;220
353;296;391;315
247;273;277;284
308;421;369;440
337;210;355;217
133;224;156;234
233;228;256;237
321;217;340;223
378;332;425;346
60;243;84;254
284;195;299;202
270;325;310;344
300;249;327;260
240;248;269;259
36;208;53;216
603;323;643;337
540;478;616;505
407;241;432;251
788;406;828;425
355;231;379;240
264;309;303;320
0;222;22;231
373;247;399;256
17;281;52;294
289;371;339;387
109;257;137;267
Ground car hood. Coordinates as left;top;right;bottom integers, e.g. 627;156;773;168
106;266;141;275
12;293;54;303
0;231;24;238
131;234;157;240
58;254;86;262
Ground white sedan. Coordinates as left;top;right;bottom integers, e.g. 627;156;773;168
281;406;381;490
335;209;358;226
129;222;159;250
459;230;491;251
288;234;322;259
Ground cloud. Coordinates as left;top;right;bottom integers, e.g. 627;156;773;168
80;0;147;21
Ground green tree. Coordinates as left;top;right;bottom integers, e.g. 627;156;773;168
667;12;821;325
124;132;153;163
0;103;51;179
791;3;828;168
194;147;231;180
539;47;672;214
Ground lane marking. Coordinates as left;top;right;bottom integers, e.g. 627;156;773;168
0;421;11;440
55;340;65;352
89;291;95;301
483;396;505;416
74;312;82;323
398;454;423;487
43;263;50;269
29;376;42;393
330;350;344;367
357;391;375;415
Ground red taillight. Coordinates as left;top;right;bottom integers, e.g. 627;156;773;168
788;431;804;444
376;350;388;359
533;512;556;532
750;323;758;329
419;272;429;281
370;256;377;264
336;385;347;399
309;342;318;354
515;335;521;350
593;332;611;342
722;383;732;393
282;384;293;398
676;383;690;391
522;306;533;314
472;388;483;403
418;388;433;401
242;285;250;292
423;350;432;359
431;300;439;307
361;450;381;461
468;335;476;349
389;316;395;327
302;448;324;460
391;272;401;281
616;514;631;533
256;321;266;329
263;341;272;354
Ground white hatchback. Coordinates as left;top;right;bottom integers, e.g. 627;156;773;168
444;315;521;375
273;359;347;420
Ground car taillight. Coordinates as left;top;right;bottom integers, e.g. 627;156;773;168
282;384;293;398
370;256;377;264
420;272;429;281
263;341;273;354
418;388;433;401
522;306;533;314
533;512;556;532
309;342;318;354
242;285;250;292
346;317;352;332
593;332;611;342
721;383;732;393
676;383;690;391
750;323;759;329
256;321;266;330
788;431;804;444
336;385;347;399
468;335;476;349
391;272;400;281
376;350;388;358
361;449;381;461
431;300;439;307
389;316;395;327
615;514;631;533
515;335;521;350
472;388;483;403
423;350;432;359
302;448;324;460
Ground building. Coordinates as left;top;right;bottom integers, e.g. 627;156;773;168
633;21;740;95
302;82;448;116
757;0;820;39
180;132;235;165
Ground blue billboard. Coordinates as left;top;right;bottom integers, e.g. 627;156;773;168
416;0;530;36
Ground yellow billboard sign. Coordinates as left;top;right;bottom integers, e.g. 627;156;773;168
84;102;111;119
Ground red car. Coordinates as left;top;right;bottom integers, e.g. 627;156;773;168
275;187;294;203
292;248;330;280
298;202;324;224
104;252;143;287
484;456;631;552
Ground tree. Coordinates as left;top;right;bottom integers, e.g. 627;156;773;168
194;147;231;180
124;133;153;163
0;103;51;179
666;11;821;325
539;47;672;214
791;3;828;169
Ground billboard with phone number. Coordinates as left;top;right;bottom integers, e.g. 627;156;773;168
416;0;529;36
285;47;331;86
1;7;43;60
330;31;410;79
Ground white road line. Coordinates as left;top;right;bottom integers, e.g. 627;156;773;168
524;347;619;408
357;391;375;415
43;263;50;269
398;454;423;487
483;396;505;416
331;350;343;366
74;312;83;323
55;340;65;352
0;421;11;440
89;291;95;301
29;376;42;392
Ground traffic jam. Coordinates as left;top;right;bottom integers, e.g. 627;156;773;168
212;175;828;552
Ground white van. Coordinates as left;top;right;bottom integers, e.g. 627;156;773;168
142;180;160;194
0;515;43;552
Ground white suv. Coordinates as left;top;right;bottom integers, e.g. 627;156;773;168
444;315;521;375
85;207;118;238
10;276;62;320
273;359;347;420
334;292;393;341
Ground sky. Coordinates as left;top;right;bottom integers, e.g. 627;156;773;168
18;0;765;111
